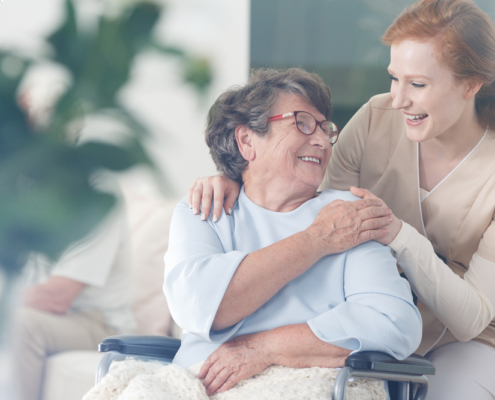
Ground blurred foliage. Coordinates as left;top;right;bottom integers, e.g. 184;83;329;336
0;0;213;277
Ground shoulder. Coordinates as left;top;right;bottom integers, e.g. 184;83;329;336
340;93;403;144
318;189;360;203
361;93;402;120
170;197;234;243
368;93;394;110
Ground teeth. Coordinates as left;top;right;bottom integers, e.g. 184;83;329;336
299;157;321;164
405;114;428;121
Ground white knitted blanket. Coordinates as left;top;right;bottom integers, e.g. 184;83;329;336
83;359;387;400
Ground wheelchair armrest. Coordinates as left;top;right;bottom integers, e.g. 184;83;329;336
345;352;435;376
99;335;181;359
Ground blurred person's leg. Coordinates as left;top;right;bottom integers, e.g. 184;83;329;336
11;307;116;400
425;340;495;400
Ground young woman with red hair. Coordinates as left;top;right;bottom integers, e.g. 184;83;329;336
187;0;495;397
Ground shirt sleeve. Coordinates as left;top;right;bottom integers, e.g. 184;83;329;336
307;241;422;360
389;221;495;342
50;203;125;288
319;100;371;192
164;198;249;343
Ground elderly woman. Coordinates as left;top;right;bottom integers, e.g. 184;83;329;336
164;68;421;397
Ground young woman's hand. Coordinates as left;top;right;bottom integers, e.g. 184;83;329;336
349;186;402;246
187;175;240;222
198;331;272;395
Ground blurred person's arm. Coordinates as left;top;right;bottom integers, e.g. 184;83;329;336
22;175;127;315
23;276;85;314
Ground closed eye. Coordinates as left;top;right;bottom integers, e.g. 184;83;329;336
412;82;426;88
389;74;398;82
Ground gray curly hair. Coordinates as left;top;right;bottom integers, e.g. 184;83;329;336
205;68;333;183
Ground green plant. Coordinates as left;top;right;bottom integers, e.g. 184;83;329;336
0;0;212;328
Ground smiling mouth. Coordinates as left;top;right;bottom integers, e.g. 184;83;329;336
298;156;321;164
405;113;428;122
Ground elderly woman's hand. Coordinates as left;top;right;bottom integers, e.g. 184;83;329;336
188;175;240;222
305;193;394;256
198;332;272;396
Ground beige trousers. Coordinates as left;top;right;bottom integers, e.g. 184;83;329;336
11;307;116;400
425;340;495;400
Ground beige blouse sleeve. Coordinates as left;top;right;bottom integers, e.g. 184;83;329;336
389;221;495;342
319;101;372;191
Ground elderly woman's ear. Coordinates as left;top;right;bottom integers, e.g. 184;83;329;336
235;125;257;161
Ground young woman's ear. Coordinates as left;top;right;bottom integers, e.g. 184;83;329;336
235;126;256;161
464;77;483;100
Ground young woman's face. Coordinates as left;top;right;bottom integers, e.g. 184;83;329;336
388;39;474;143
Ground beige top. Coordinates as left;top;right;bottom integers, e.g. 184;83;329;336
320;93;495;355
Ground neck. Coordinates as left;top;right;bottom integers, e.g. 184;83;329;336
242;174;317;212
421;109;485;160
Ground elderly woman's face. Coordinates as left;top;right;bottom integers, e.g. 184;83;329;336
254;93;332;190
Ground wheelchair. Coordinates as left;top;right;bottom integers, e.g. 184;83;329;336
95;335;435;400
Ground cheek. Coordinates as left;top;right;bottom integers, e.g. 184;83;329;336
389;81;397;98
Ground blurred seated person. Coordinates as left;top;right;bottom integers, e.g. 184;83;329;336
11;182;135;400
164;68;422;396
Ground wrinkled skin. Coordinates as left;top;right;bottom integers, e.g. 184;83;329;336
198;332;272;395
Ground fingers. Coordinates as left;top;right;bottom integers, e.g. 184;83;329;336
325;198;383;214
224;185;241;217
188;177;221;220
358;205;391;221
349;186;366;198
211;176;229;222
360;215;393;231
203;366;236;396
352;198;384;210
190;179;204;216
198;358;213;379
356;228;389;244
188;175;238;222
200;185;214;221
350;186;377;200
212;191;225;223
187;182;194;209
215;374;243;394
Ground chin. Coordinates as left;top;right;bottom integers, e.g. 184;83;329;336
404;126;432;143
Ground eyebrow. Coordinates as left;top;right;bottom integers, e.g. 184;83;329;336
387;68;431;80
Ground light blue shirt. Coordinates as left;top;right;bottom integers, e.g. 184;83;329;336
164;188;422;369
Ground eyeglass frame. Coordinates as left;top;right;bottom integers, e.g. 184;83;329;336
267;111;340;144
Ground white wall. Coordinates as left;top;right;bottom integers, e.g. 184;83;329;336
0;0;250;198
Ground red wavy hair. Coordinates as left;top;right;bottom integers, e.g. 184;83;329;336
382;0;495;128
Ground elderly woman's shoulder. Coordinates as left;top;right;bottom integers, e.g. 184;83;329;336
318;189;360;203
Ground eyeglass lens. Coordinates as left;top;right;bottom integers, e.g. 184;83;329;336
295;112;338;143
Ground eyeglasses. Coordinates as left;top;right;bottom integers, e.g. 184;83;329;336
267;111;340;144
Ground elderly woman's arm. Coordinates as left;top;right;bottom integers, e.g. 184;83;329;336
165;197;392;337
198;241;421;395
199;324;351;395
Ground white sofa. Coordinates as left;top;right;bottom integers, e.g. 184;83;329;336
41;185;181;400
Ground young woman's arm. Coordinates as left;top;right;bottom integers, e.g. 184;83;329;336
389;221;495;342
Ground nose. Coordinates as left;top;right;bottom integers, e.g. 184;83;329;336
309;126;331;150
391;83;411;110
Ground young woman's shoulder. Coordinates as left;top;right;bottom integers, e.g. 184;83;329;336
368;92;394;110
